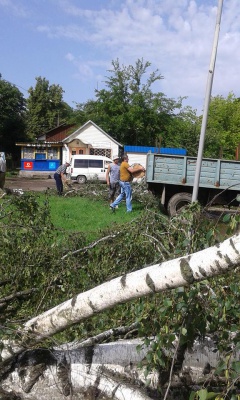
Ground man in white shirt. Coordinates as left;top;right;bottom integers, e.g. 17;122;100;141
106;155;120;205
54;161;70;195
0;152;6;190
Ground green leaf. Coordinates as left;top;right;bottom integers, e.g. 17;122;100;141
214;360;227;375
206;229;214;240
231;361;240;373
198;389;208;400
222;213;231;223
206;392;220;399
181;327;187;336
163;299;172;307
189;392;197;400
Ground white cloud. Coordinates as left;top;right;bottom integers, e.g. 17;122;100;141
65;52;75;62
0;0;29;17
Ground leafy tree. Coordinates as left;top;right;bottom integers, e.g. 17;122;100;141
204;92;240;159
0;74;26;155
75;59;190;146
67;101;87;127
26;77;72;139
161;105;201;155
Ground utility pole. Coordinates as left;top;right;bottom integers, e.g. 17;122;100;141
192;0;224;202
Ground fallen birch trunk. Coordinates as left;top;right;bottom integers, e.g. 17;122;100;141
2;336;238;400
1;234;240;367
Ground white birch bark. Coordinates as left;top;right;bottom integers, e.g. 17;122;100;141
70;367;153;400
1;233;240;365
3;365;153;400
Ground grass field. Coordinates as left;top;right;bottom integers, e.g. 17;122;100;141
46;192;147;241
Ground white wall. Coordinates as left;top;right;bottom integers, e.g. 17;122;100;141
127;154;147;168
62;145;70;163
79;125;119;156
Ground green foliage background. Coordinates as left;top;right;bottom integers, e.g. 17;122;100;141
0;75;26;154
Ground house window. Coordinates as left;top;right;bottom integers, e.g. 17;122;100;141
72;150;76;156
47;148;58;159
22;146;59;160
90;148;111;158
79;149;83;154
23;147;34;159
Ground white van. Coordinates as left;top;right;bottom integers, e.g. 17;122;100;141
70;155;113;184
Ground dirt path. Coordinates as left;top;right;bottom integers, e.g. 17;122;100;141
5;177;57;192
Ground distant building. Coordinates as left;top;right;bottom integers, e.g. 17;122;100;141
16;119;187;178
62;120;123;161
15;124;75;177
16;121;123;177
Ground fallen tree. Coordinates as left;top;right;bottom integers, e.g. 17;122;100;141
1;233;240;367
1;192;240;399
2;335;232;400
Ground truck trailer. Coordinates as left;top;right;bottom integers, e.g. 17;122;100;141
146;153;240;217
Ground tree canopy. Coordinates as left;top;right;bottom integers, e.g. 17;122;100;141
74;59;197;147
161;105;201;156
26;77;73;139
0;75;26;154
204;92;240;159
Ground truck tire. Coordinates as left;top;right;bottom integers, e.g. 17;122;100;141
77;175;87;184
167;192;192;217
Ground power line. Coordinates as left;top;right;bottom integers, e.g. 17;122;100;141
14;83;28;92
11;81;29;92
1;77;28;92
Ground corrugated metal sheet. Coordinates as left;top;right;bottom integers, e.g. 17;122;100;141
124;146;187;155
147;153;240;190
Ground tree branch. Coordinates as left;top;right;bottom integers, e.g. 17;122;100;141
61;233;119;260
56;322;139;350
0;288;38;304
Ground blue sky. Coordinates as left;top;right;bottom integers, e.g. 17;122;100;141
0;0;239;115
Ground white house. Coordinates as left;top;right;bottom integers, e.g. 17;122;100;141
62;120;123;163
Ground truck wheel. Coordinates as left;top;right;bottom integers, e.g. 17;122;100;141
167;192;192;217
77;175;87;184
